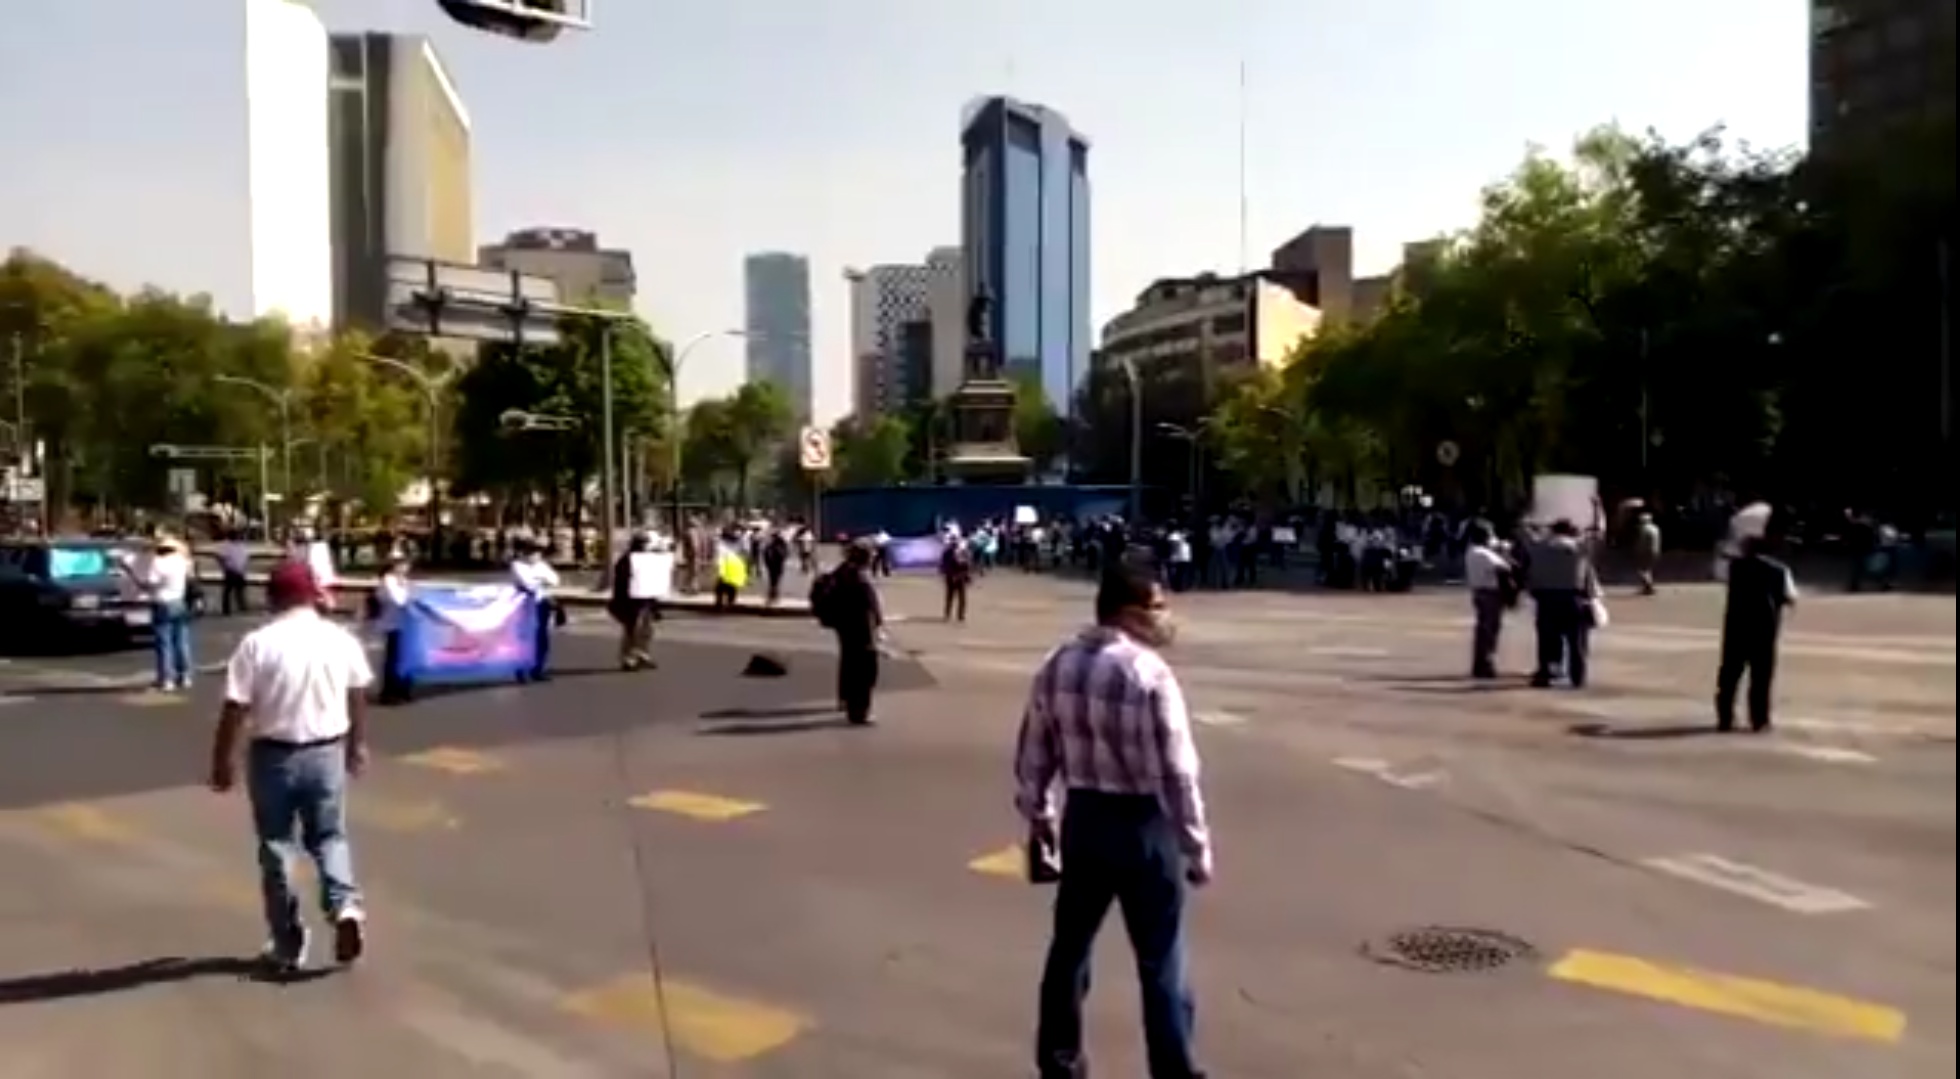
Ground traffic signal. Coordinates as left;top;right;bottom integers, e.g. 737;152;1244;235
435;0;590;43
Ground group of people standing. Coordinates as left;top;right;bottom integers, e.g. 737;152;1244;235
1461;512;1799;731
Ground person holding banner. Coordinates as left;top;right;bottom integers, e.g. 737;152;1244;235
511;540;561;682
372;555;413;705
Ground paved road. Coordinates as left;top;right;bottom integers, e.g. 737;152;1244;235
0;575;1951;1077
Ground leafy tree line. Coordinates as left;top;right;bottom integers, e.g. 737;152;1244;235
1071;114;1956;523
0;250;428;521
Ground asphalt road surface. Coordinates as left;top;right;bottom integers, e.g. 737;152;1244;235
0;575;1951;1077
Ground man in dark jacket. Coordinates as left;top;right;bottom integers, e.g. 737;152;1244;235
815;542;884;726
1716;533;1799;732
1528;520;1599;689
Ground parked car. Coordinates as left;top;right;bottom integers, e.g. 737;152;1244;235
0;538;206;648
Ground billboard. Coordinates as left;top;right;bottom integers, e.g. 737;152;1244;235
245;0;334;330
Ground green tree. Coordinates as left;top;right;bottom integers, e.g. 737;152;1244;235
1012;373;1067;474
831;412;911;487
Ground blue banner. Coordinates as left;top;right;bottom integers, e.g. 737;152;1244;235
394;586;538;686
886;535;945;571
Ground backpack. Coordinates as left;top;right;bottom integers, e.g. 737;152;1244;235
809;570;838;627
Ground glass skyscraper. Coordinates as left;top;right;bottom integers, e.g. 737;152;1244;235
743;252;815;422
960;96;1090;416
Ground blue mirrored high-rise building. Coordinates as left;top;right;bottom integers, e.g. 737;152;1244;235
960;97;1091;418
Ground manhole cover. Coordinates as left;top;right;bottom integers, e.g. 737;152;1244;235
1362;927;1535;974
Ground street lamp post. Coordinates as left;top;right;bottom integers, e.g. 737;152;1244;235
1117;356;1143;524
660;329;749;542
215;374;294;532
357;353;459;561
1157;420;1209;513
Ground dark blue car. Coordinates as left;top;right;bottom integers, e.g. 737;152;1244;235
0;539;206;647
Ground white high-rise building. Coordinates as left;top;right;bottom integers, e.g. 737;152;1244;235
245;0;334;333
845;263;932;419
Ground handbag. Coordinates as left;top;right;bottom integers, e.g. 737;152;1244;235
1586;597;1611;629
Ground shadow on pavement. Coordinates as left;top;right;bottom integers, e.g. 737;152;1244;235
0;639;939;814
0;956;333;1003
698;715;855;737
1566;721;1726;741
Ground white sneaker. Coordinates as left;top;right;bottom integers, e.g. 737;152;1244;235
332;904;367;965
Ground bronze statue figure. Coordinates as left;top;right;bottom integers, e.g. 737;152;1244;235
965;287;994;343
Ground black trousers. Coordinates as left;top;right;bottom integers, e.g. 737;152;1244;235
1716;630;1778;730
943;580;968;621
1532;590;1589;687
835;639;880;724
379;631;409;703
221;571;249;615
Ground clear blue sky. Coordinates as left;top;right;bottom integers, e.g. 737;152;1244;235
0;1;1807;421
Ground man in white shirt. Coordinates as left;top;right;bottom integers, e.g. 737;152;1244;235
372;555;413;704
216;530;251;615
208;562;374;974
131;535;195;691
511;540;561;682
1464;524;1514;680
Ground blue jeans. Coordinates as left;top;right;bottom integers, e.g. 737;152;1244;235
1036;791;1201;1079
246;739;361;954
150;601;192;687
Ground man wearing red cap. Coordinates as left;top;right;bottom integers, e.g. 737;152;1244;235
207;562;375;973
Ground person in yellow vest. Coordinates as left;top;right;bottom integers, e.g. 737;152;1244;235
714;531;747;611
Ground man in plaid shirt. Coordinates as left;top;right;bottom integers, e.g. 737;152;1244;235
1015;565;1212;1079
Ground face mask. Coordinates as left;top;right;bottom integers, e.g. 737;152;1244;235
1127;607;1176;648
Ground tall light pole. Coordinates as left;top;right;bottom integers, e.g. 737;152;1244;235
1158;419;1209;513
660;328;749;541
359;352;460;560
214;374;294;531
1117;356;1142;523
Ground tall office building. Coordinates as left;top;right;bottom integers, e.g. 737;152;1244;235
922;245;967;398
1809;0;1954;149
480;227;637;308
245;0;334;333
960;96;1091;412
743;253;815;422
327;31;474;333
846;263;932;419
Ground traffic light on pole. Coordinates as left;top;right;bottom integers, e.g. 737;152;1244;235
434;0;591;43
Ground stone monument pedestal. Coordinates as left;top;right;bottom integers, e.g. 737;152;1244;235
942;378;1031;484
942;296;1031;484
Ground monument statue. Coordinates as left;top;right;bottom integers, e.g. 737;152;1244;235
965;286;993;343
964;287;1002;381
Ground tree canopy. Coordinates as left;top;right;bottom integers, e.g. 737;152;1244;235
1084;117;1955;521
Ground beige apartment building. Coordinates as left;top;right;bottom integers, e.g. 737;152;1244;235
1098;271;1324;374
479;227;637;309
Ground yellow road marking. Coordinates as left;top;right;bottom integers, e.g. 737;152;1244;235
32;803;140;844
1548;949;1907;1044
116;691;186;708
399;746;505;775
628;790;766;822
352;796;461;833
968;844;1024;878
563;975;809;1062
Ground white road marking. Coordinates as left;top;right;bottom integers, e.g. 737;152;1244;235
1193;710;1249;728
1309;646;1393;659
1642;853;1871;914
0;696;30;707
1333;757;1446;789
1769;744;1879;765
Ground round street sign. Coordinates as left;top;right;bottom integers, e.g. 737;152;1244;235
798;425;832;471
1436;440;1461;467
